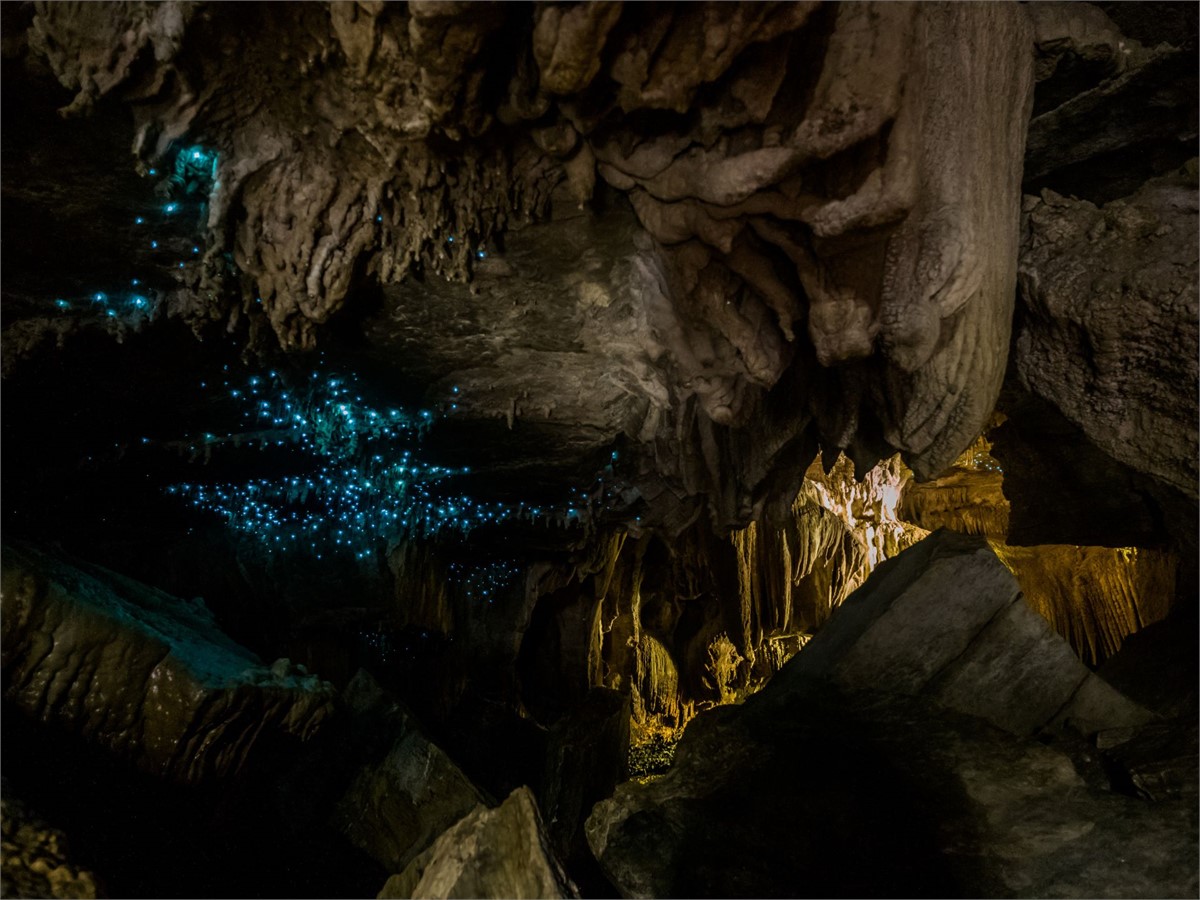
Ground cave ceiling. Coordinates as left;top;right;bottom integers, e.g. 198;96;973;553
1;0;1195;551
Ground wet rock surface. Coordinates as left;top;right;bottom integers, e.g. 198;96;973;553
377;786;578;900
0;543;335;782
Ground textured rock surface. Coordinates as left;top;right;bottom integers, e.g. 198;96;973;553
1024;3;1197;202
0;781;101;900
7;1;1037;531
991;543;1176;668
778;530;1150;737
334;670;486;873
0;544;334;782
1097;718;1199;802
540;688;629;864
587;681;1198;899
377;786;577;900
1016;168;1199;502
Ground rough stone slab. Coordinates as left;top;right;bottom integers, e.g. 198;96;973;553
377;786;578;900
782;529;1151;737
0;544;334;782
586;680;1198;899
334;670;485;874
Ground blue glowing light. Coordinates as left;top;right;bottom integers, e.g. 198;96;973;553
131;295;148;309
477;250;487;259
135;217;145;225
148;168;158;176
162;365;610;558
164;202;179;214
192;246;200;254
131;278;140;286
54;299;70;310
151;240;159;249
106;309;117;318
92;292;106;303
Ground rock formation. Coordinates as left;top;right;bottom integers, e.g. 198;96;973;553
9;1;1037;531
377;786;578;900
777;530;1151;737
587;532;1195;898
1;544;335;782
0;782;101;900
1016;168;1199;505
334;670;486;873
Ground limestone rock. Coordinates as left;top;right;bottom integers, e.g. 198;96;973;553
0;544;335;782
1097;718;1199;801
899;468;1009;539
377;786;578;900
1016;168;1199;502
586;682;1198;899
586;531;1193;897
11;1;1038;529
540;688;630;863
990;543;1176;667
1024;25;1197;202
779;529;1151;737
334;670;486;873
0;781;100;900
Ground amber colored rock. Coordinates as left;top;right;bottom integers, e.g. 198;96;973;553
991;543;1176;667
334;670;485;873
0;782;100;900
899;468;1010;539
377;786;577;900
0;544;334;783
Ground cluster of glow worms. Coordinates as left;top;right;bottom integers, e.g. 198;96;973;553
51;146;216;319
165;367;591;558
448;560;523;604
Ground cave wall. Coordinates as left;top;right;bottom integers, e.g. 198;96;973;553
9;1;1038;539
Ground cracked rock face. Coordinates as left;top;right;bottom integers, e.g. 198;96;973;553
18;1;1035;529
0;544;335;783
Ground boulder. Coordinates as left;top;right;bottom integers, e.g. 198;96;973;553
333;670;486;873
778;529;1151;737
1097;719;1200;802
0;543;334;782
377;786;578;900
1016;169;1199;504
586;532;1193;897
540;688;630;861
586;682;1198;899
